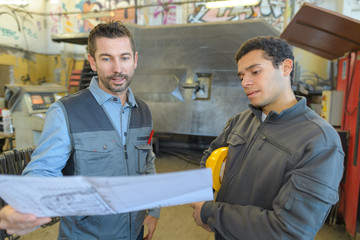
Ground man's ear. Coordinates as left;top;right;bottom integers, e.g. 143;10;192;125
282;59;293;77
88;54;97;72
134;52;138;69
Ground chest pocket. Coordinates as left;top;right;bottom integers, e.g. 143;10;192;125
135;144;152;174
227;132;246;147
257;134;298;164
225;132;247;175
74;137;120;176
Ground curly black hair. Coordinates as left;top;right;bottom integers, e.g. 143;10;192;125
235;36;294;79
88;21;136;58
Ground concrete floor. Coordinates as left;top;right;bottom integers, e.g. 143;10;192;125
18;151;351;240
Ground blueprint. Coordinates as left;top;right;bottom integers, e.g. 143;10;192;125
0;168;213;217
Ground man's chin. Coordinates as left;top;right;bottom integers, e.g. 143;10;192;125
250;102;263;109
108;79;131;93
112;88;127;93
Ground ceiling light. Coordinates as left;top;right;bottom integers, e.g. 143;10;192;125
205;0;260;9
0;0;28;4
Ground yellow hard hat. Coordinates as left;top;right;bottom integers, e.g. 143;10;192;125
205;147;228;192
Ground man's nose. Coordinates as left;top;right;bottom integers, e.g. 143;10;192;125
241;74;253;87
113;59;123;73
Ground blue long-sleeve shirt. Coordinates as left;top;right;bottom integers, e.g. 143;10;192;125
23;77;136;176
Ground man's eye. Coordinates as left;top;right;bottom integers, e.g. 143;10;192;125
252;70;260;75
102;58;110;61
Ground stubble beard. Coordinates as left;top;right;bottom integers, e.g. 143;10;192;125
100;73;133;93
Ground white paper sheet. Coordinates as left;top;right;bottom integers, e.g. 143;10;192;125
0;168;213;217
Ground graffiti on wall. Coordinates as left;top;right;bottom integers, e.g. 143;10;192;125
49;3;76;34
0;26;19;40
153;0;177;25
48;0;137;34
75;0;136;32
187;0;286;31
0;5;39;44
23;26;38;39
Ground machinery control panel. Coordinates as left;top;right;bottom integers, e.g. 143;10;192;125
24;92;62;113
321;90;344;126
4;84;68;148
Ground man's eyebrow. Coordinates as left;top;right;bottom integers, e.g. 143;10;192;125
98;53;111;57
120;52;132;56
245;63;261;71
237;63;261;77
98;52;132;57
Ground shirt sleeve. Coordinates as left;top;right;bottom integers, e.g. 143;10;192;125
22;102;72;177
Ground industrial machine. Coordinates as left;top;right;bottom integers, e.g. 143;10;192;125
52;20;279;140
4;84;67;149
320;90;344;126
336;51;360;236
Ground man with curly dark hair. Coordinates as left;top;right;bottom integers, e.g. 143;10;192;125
191;36;344;240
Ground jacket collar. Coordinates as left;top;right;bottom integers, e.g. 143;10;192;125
249;96;308;122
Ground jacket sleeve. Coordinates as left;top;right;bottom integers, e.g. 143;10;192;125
201;143;344;239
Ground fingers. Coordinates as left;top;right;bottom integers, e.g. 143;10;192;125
0;206;51;236
6;226;39;236
145;228;154;240
145;230;154;240
201;225;212;232
190;205;212;233
144;216;157;240
190;201;204;210
142;215;157;240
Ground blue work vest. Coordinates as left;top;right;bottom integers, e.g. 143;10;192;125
57;88;153;240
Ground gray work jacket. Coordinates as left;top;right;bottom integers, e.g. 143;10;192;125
200;97;344;240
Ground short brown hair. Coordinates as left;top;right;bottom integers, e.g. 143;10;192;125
88;21;136;57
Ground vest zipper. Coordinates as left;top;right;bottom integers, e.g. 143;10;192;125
124;144;128;159
129;212;132;240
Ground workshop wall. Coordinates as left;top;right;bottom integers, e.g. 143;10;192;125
0;0;358;91
293;48;335;91
0;48;81;87
0;2;48;54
